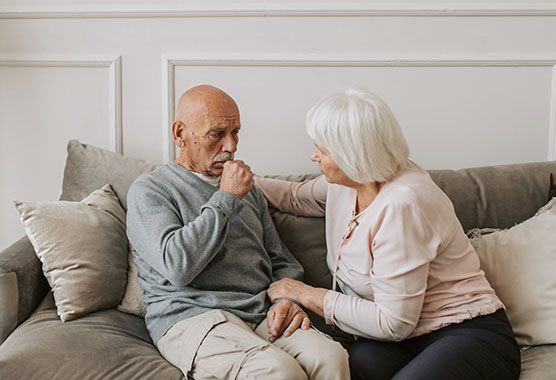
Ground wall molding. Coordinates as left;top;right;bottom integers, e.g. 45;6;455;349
2;3;556;19
0;55;123;154
162;54;556;162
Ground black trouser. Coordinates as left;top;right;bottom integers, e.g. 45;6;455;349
348;309;521;380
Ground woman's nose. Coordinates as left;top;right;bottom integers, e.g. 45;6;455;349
310;150;319;162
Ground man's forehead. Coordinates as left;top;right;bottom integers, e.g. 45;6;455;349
203;111;241;125
204;111;239;119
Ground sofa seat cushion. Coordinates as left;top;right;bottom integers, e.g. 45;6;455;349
0;293;184;380
519;345;556;380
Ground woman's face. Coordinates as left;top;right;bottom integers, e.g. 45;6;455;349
311;143;357;187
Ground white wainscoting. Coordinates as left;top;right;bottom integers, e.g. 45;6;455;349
0;55;122;248
0;55;123;152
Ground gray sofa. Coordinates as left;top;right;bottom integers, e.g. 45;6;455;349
0;139;555;379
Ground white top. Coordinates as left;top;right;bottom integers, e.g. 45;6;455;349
191;171;221;187
255;161;503;341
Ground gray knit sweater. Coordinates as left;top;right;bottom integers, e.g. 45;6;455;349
126;162;304;343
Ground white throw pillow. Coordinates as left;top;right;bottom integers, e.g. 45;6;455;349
117;245;147;317
469;197;556;346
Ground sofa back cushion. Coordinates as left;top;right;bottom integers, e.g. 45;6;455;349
60;140;159;210
429;161;556;231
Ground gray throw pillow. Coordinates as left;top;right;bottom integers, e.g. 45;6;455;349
14;185;128;322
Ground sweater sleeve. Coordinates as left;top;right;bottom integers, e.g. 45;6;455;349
126;178;243;287
323;203;441;341
254;175;327;217
254;188;304;283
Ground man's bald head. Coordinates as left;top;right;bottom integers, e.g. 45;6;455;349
172;85;241;176
175;85;239;127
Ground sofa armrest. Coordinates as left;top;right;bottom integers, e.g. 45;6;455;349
0;236;49;345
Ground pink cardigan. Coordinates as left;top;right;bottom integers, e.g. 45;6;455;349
255;162;503;341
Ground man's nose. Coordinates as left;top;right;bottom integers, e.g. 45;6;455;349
222;134;238;153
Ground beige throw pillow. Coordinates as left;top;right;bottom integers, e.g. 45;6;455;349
14;185;128;322
117;245;147;317
469;197;556;346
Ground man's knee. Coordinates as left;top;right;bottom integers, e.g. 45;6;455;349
301;336;349;374
266;353;308;380
238;346;307;380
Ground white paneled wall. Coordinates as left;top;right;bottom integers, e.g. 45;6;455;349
1;0;556;248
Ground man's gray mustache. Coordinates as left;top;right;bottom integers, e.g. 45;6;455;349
213;153;234;164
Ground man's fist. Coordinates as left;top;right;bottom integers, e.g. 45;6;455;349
220;160;254;200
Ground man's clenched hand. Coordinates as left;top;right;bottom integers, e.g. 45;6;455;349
220;160;254;200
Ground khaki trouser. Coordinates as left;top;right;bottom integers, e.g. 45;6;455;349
157;310;350;380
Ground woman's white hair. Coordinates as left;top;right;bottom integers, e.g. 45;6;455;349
306;87;409;183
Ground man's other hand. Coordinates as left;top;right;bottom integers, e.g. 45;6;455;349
267;299;310;343
220;160;254;200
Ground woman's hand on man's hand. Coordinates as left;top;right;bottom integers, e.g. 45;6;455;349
268;278;328;318
267;278;308;304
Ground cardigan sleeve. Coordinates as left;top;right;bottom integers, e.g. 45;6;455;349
254;175;327;217
323;203;442;341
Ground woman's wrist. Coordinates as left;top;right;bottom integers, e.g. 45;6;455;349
302;286;327;317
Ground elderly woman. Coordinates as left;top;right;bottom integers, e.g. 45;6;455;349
255;88;521;380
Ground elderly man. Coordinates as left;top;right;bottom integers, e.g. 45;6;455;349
126;85;349;379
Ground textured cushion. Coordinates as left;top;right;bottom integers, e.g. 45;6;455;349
14;185;128;322
0;293;184;380
117;245;147;317
469;197;556;346
60;140;159;210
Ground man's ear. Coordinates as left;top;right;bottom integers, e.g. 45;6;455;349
172;121;186;148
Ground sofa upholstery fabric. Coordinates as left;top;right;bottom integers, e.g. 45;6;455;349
0;293;185;380
0;236;48;345
520;345;556;380
429;163;556;231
